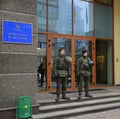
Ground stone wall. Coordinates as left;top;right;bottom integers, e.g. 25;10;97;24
0;0;38;109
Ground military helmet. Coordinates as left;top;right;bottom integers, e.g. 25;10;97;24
82;50;88;55
59;48;64;53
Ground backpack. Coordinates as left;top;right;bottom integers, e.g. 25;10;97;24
55;56;70;77
57;56;68;70
79;57;91;77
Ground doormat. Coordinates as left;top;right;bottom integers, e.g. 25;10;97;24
49;88;106;95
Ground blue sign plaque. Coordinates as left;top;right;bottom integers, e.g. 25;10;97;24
2;20;33;44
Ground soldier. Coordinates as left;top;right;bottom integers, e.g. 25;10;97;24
53;48;71;102
76;50;93;100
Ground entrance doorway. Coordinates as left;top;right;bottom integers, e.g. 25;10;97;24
96;40;113;86
47;35;94;91
37;35;114;92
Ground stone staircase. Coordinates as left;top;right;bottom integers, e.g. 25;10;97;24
32;94;120;119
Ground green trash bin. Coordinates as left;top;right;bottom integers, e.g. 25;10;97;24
16;96;33;119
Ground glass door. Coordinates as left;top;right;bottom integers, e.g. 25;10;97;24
47;36;94;91
37;34;47;90
51;38;72;89
75;39;93;87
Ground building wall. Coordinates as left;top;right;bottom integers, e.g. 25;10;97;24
114;0;120;85
0;0;38;109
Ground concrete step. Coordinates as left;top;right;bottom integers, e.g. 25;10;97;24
33;95;120;119
40;97;120;112
39;94;120;106
33;103;120;119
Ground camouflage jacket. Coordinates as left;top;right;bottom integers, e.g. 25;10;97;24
53;55;71;78
76;56;91;77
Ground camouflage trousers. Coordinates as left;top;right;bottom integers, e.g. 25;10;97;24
56;77;67;97
78;75;90;94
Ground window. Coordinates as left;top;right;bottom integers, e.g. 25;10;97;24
96;4;112;38
48;0;72;34
74;0;94;36
38;0;46;32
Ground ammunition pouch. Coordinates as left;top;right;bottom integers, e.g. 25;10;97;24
83;64;90;71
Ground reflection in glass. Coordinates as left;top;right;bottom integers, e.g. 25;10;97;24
75;40;92;86
38;0;46;32
74;0;94;36
96;40;113;86
48;0;72;34
52;38;71;88
96;4;112;38
95;0;112;5
37;34;47;90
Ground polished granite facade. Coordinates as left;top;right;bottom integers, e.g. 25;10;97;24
0;0;38;116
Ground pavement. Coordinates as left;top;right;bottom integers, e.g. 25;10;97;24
36;86;120;103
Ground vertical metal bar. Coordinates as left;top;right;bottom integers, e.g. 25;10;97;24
92;0;96;87
71;37;76;89
72;0;74;35
46;0;48;32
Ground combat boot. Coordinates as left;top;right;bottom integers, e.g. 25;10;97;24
85;92;92;98
62;94;70;101
55;93;60;102
55;97;60;102
78;92;82;100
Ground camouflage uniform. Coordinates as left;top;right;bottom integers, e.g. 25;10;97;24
53;55;70;101
76;56;92;99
